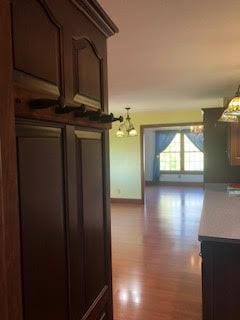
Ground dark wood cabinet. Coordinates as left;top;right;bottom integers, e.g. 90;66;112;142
76;131;106;308
202;107;240;183
72;38;104;110
11;0;113;112
0;1;118;320
12;0;63;98
201;241;240;320
65;127;112;319
228;123;240;166
16;124;68;320
16;122;113;320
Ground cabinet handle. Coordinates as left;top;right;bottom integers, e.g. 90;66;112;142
74;109;123;123
30;99;60;109
74;109;101;120
30;99;86;115
55;105;85;114
29;99;123;124
100;113;123;123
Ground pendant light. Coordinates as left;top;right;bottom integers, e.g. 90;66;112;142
116;107;138;138
224;84;240;116
219;111;238;123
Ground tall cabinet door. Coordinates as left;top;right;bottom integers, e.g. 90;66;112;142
16;123;68;320
67;128;112;320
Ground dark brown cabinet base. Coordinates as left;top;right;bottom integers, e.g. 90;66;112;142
201;241;240;320
16;125;68;320
16;121;112;320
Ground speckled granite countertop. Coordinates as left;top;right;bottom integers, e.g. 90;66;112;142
199;190;240;243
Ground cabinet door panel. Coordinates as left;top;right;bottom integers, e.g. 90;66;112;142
66;128;112;320
73;38;102;110
229;124;240;166
16;124;68;320
213;244;240;320
12;0;62;97
78;135;106;307
73;130;110;317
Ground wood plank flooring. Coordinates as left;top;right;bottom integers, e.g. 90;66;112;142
111;186;203;320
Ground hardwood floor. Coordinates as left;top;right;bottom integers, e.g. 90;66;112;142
111;186;203;320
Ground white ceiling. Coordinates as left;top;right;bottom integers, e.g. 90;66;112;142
98;0;240;112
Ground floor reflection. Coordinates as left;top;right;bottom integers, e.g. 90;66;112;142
111;186;204;320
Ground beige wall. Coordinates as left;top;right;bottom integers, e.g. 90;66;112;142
110;109;203;200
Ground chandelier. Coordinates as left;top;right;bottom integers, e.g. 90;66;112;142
222;84;240;117
190;125;203;134
116;107;138;138
219;111;238;123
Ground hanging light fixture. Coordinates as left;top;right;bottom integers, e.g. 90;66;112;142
116;107;138;138
224;84;240;116
219;111;239;123
190;125;204;133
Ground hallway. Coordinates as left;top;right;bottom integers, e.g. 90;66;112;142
111;186;204;320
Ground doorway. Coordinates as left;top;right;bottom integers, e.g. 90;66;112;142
140;122;204;201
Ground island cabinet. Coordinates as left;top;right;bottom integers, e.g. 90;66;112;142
7;1;118;320
201;241;240;320
199;191;240;320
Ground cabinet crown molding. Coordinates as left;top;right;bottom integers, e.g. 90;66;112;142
70;0;119;37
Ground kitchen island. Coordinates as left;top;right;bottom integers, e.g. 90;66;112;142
199;190;240;320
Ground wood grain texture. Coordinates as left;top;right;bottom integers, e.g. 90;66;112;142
15;122;112;320
111;186;203;320
69;0;118;37
74;129;113;318
202;241;240;320
14;86;111;130
145;181;204;187
111;198;144;205
73;38;103;109
16;124;68;320
80;138;106;308
0;1;22;319
203;108;240;183
12;0;63;93
228;123;240;166
11;0;116;113
102;129;114;320
5;1;117;319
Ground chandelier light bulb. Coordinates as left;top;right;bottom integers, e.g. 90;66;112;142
128;128;138;137
116;128;125;138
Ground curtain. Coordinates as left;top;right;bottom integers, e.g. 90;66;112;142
184;132;204;152
152;131;177;182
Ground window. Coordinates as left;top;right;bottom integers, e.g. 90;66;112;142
184;135;203;171
160;132;203;172
160;134;181;171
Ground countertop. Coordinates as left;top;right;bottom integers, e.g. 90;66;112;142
198;190;240;243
